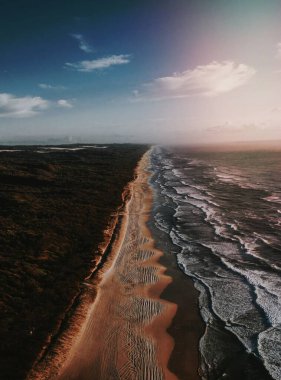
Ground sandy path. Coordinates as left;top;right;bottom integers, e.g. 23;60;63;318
56;151;178;380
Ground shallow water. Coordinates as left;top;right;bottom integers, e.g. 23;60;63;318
150;146;281;380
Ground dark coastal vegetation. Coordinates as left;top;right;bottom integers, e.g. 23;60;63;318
0;144;148;380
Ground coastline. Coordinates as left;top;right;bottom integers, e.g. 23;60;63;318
56;149;178;379
29;148;205;380
148;152;205;380
152;234;205;380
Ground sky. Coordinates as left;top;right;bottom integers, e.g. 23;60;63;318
1;0;281;144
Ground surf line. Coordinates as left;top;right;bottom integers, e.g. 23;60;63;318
57;150;178;380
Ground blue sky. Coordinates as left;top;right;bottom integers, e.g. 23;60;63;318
1;0;281;143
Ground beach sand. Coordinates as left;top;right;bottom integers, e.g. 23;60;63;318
29;150;204;380
55;151;177;379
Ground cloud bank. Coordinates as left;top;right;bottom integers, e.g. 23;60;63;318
137;61;256;100
0;94;74;118
0;93;49;117
65;54;131;72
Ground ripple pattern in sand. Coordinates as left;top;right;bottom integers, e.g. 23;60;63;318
57;168;175;380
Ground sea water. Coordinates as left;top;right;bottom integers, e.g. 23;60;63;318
150;146;281;380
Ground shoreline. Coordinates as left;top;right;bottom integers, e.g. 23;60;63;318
29;148;205;380
155;241;205;380
56;150;178;379
148;153;205;380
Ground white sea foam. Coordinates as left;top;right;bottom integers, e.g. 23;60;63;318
177;235;281;360
180;197;229;239
187;159;203;166
200;241;281;323
177;249;263;353
217;254;281;327
214;166;259;189
235;233;281;269
227;222;238;231
263;193;281;204
258;326;281;380
172;168;184;177
154;213;170;233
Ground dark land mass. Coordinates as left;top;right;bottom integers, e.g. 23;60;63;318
0;144;148;380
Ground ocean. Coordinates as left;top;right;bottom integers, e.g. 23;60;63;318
150;146;281;380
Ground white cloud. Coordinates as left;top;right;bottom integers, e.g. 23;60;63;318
65;54;131;72
0;93;49;117
57;99;73;108
276;42;281;59
136;61;256;100
71;33;93;53
39;83;66;90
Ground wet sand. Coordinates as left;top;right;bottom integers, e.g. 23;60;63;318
153;240;205;380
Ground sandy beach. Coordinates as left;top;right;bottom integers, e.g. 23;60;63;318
54;150;177;379
28;149;204;380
